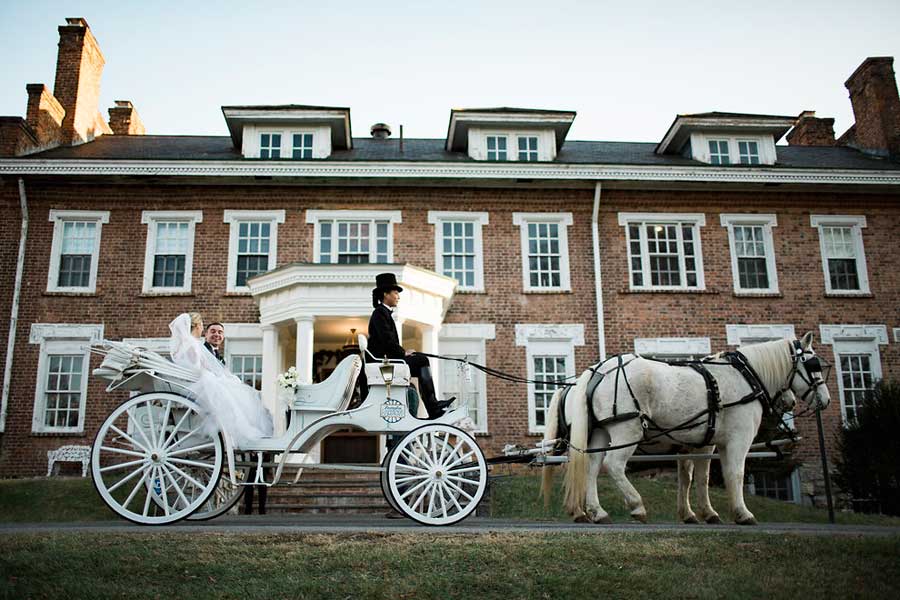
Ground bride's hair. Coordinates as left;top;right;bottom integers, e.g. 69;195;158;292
188;312;202;331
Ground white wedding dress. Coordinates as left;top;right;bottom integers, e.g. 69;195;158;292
169;314;273;447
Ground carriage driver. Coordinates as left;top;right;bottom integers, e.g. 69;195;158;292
368;273;454;419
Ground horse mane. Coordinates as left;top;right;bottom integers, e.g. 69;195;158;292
736;338;793;394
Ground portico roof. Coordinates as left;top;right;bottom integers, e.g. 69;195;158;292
246;263;457;327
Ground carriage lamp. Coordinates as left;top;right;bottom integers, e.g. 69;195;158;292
379;363;395;384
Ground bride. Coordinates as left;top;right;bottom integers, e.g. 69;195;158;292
169;313;273;446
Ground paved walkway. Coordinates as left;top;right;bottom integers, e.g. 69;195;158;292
3;515;899;537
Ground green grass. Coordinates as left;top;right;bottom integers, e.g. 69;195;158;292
0;478;111;523
2;531;899;599
490;470;900;526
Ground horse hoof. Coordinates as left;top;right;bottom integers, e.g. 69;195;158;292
736;516;758;526
631;512;648;524
594;515;613;525
705;515;722;525
573;514;592;524
683;516;700;525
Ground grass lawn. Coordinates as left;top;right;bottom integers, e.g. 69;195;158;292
2;531;899;599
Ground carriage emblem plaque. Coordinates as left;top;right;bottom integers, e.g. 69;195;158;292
380;398;405;423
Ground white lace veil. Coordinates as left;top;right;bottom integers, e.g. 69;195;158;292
169;313;228;377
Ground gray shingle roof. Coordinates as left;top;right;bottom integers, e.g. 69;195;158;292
24;135;900;170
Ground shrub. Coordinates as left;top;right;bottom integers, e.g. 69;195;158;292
834;380;900;516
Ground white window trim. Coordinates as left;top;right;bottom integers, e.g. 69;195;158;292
223;210;286;293
439;324;496;434
140;210;203;295
689;132;776;165
467;127;558;161
222;323;263;387
720;214;780;295
810;215;870;295
427;211;489;292
820;324;887;425
515;324;584;434
122;337;171;354
634;337;711;357
512;212;573;293
288;130;317;159
894;328;900;344
618;212;707;291
46;210;110;294
29;323;103;434
258;131;284;158
306;210;402;264
242;124;332;159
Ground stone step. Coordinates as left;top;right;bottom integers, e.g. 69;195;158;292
261;466;389;514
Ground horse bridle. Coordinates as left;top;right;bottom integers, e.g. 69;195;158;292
773;340;831;411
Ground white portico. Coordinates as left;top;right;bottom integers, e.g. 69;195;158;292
247;263;456;435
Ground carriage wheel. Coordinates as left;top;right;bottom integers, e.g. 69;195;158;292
380;443;402;514
186;458;250;521
91;392;223;525
386;424;487;526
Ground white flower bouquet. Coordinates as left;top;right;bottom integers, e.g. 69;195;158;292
277;366;301;408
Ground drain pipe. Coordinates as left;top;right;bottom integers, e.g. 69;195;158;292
591;182;606;360
1;177;28;433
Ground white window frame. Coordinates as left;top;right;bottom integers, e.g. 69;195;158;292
517;135;539;161
306;210;402;264
619;212;706;291
468;127;558;161
46;210;110;294
222;323;264;390
810;215;870;295
820;324;888;426
29;323;103;434
485;135;508;161
141;211;203;295
259;131;283;159
737;140;761;164
689;132;776;165
516;324;584;434
720;214;779;295
439;324;496;434
223;210;286;293
512;212;573;293
427;211;489;292
290;130;316;159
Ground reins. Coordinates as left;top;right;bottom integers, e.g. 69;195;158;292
415;352;577;387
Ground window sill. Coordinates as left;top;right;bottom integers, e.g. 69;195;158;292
456;289;487;295
474;431;491;437
31;430;86;437
526;432;545;438
621;287;718;295
523;289;573;295
824;292;874;298
140;291;195;297
223;291;253;297
733;291;783;298
43;291;96;297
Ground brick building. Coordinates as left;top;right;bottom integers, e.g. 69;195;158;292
1;19;898;505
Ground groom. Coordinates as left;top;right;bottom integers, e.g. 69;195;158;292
203;322;226;365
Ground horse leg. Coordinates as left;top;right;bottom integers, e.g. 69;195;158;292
577;429;612;524
677;459;699;524
691;448;721;524
604;422;647;523
719;440;757;525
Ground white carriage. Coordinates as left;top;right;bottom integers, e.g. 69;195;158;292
89;335;488;526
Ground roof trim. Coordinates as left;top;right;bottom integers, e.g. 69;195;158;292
446;108;576;152
221;105;352;150
657;114;797;155
3;158;900;185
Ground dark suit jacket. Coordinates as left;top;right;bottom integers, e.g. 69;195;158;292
204;341;226;365
367;304;405;362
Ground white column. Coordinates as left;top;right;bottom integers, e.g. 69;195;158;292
295;317;315;384
261;324;285;434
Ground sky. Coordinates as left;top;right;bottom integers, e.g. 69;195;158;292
1;0;899;143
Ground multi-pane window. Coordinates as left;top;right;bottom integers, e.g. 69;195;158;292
708;140;730;165
236;222;271;286
518;136;538;161
622;214;705;290
152;222;189;287
57;221;96;287
486;136;508;161
292;133;313;159
231;354;263;391
319;221;388;264
811;216;869;294
43;354;84;429
751;471;794;502
47;210;109;293
441;222;476;288
738;141;760;164
513;213;572;292
733;225;768;288
839;354;874;423
259;133;282;158
439;357;485;430
533;355;567;429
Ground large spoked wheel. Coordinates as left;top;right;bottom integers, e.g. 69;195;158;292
91;392;224;525
187;458;250;521
380;442;402;515
386;424;487;526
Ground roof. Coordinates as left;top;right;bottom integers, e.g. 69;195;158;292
657;112;798;155
24;135;900;171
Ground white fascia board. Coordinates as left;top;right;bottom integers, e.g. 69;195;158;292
4;159;900;186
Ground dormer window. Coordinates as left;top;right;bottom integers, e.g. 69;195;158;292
259;133;282;158
518;136;539;161
292;133;314;159
738;141;760;164
486;136;507;161
222;105;352;159
708;140;730;165
445;108;576;162
656;112;794;166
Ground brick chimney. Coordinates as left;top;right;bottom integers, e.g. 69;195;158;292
840;57;900;156
786;111;836;147
53;18;111;145
108;100;146;135
25;83;66;147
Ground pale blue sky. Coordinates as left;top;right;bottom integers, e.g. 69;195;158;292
2;0;898;143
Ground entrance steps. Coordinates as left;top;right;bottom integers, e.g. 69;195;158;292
264;465;390;514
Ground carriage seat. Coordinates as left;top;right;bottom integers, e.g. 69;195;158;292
292;354;363;413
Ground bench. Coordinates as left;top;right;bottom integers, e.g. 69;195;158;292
47;444;90;477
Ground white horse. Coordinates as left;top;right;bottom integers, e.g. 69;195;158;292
541;333;831;525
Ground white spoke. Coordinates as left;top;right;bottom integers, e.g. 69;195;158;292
161;464;190;509
399;476;432;502
157;468;171;516
436;481;448;518
445;449;475;470
447;474;480;487
426;481;437;515
100;457;147;473
412;439;435;468
108;462;148;494
443;482;465;513
410;481;433;512
142;467;156;516
157;400;173;452
127;408;154;451
447;465;482;476
101;445;146;459
166;441;215;458
395;463;429;475
166;461;208;491
437;432;451;464
167;456;216;470
161;407;194;449
165;424;206;452
145;403;159;448
429;433;438;464
395;474;429;484
444;478;475;502
122;466;152;510
400;447;430;470
109;424;149;454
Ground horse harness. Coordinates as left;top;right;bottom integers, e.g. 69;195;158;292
555;340;828;455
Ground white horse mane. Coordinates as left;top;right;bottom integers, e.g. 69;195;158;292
734;338;794;395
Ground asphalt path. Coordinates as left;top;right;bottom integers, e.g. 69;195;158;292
2;515;899;537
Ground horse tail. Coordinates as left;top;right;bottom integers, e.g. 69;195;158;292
539;387;564;506
562;369;593;516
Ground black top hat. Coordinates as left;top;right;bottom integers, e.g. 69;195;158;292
374;272;403;293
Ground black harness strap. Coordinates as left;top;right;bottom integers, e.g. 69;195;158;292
687;362;720;447
723;351;773;414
